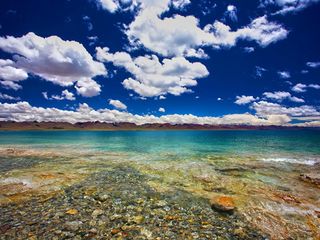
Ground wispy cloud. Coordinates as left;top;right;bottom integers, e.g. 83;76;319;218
278;71;291;79
109;99;127;110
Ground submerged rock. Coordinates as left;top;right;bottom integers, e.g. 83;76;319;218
65;209;78;215
96;194;109;202
0;224;12;234
155;200;168;207
111;228;121;235
274;193;301;204
210;196;235;213
132;215;144;224
92;209;104;218
141;228;153;239
300;173;320;186
234;227;247;238
65;221;82;231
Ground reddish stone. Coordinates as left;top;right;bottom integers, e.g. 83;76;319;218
210;196;235;213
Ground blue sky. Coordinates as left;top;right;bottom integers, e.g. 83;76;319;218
0;0;319;126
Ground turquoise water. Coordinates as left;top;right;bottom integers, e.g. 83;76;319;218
1;130;320;238
0;130;319;161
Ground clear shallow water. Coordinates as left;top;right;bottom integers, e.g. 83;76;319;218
0;129;319;155
0;130;320;239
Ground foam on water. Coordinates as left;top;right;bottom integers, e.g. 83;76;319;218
261;157;318;165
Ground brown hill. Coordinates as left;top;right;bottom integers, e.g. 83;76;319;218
0;121;312;130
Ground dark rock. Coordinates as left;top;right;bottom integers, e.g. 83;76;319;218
0;224;12;234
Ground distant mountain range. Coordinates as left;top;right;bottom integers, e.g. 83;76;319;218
0;121;316;130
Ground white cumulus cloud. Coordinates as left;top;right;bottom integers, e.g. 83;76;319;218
95;0;190;13
0;32;106;97
0;101;299;126
0;59;28;90
75;78;102;97
158;107;165;112
251;101;320;117
292;83;307;93
96;47;209;97
96;0;119;12
43;90;75;101
171;0;190;9
235;95;259;105
125;2;288;58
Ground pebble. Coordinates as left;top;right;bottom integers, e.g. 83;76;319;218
141;228;153;239
96;194;109;202
234;227;247;238
210;196;235;213
132;215;144;224
111;228;121;235
155;200;168;207
65;209;78;215
89;228;98;234
65;221;82;231
92;209;104;218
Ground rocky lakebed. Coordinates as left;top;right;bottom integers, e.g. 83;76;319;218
0;147;319;239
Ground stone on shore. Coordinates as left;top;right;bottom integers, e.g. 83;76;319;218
210;196;235;213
